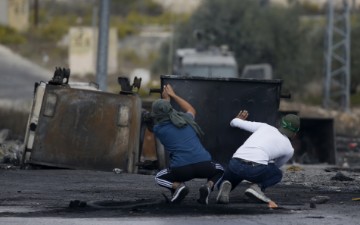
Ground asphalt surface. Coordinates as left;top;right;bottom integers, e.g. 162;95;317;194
0;164;359;224
0;45;51;108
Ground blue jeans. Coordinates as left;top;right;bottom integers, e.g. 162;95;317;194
221;158;282;191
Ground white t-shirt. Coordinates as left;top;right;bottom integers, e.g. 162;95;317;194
230;118;294;168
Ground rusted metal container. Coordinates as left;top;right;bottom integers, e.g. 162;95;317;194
23;83;141;172
159;75;283;166
295;117;336;164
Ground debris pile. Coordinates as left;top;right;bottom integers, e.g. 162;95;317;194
330;171;355;181
0;129;24;166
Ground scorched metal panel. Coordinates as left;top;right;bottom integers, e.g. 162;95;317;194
28;84;141;172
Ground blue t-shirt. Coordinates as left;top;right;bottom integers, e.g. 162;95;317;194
153;113;211;168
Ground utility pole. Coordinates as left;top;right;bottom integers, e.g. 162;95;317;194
323;0;351;112
33;0;39;27
96;0;110;91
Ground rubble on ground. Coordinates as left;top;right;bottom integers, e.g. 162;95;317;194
0;129;24;165
331;171;355;181
282;164;359;193
310;196;330;204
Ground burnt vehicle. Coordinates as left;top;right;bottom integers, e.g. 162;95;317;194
22;68;142;172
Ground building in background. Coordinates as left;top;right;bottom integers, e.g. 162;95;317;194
69;27;118;77
272;0;358;8
153;0;358;12
153;0;202;14
0;0;29;32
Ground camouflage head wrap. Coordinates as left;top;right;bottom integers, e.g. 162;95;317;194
151;99;204;137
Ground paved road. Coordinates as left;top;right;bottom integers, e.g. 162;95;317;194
0;165;359;225
0;214;358;225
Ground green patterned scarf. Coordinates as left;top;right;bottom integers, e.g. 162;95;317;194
151;99;204;137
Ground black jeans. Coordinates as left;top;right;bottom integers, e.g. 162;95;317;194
155;161;224;190
220;158;282;191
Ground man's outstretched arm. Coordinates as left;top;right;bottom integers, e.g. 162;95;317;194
162;84;196;116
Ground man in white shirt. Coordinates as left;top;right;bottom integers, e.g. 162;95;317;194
216;110;300;208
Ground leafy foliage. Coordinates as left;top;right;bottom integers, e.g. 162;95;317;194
351;15;360;94
170;0;322;93
32;17;74;42
0;25;26;45
110;0;163;16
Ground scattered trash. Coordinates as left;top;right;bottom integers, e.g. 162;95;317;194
324;167;336;172
113;168;123;174
136;160;158;170
0;164;18;170
348;142;358;150
342;158;350;168
0;136;24;165
310;196;330;204
330;172;354;181
286;165;304;172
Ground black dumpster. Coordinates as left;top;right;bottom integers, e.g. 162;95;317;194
160;75;283;166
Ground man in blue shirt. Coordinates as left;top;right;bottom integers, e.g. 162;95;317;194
152;84;224;205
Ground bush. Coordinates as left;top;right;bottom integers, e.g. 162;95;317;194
0;25;26;45
116;22;137;38
30;17;73;42
351;93;360;106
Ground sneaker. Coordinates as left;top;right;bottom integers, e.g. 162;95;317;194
197;185;211;205
216;180;232;204
171;183;189;204
244;184;271;203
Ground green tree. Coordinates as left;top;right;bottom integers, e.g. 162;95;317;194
154;0;324;95
351;14;360;95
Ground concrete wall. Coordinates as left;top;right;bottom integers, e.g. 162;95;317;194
274;0;359;8
153;0;202;14
8;0;29;32
69;27;118;76
0;1;9;26
0;0;29;32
